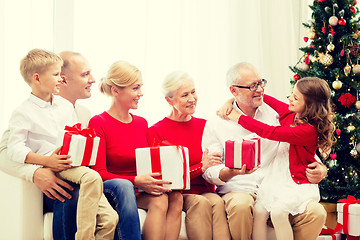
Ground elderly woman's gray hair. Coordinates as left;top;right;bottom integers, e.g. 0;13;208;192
226;62;258;87
162;71;194;98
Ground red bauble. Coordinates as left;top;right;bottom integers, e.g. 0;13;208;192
350;6;357;14
293;74;300;81
338;18;346;25
318;0;326;2
330;153;337;160
336;129;341;135
341;49;345;56
304;37;309;42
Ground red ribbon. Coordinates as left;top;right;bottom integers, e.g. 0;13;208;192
149;139;188;190
320;222;342;235
338;195;360;235
60;124;97;166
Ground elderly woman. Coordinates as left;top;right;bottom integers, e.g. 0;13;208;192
88;61;183;240
148;71;231;240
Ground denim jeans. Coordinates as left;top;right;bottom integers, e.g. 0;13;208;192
43;181;79;240
103;179;141;240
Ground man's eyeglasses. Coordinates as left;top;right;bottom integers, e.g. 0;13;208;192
232;79;267;92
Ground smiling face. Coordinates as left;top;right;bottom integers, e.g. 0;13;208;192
288;85;306;114
167;78;197;117
115;77;143;110
60;54;95;104
230;67;264;116
32;63;63;101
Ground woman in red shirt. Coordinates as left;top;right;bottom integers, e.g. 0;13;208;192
148;71;231;240
89;61;183;240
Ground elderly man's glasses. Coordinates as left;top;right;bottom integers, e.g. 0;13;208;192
232;79;267;92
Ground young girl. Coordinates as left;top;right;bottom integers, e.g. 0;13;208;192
226;77;335;240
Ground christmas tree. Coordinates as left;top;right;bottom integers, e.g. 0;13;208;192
290;0;360;202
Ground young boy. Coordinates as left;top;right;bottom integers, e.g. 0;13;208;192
6;49;118;240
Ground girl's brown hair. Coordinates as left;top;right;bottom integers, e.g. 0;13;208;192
293;77;336;159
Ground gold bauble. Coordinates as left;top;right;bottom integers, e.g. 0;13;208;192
319;52;334;66
295;62;309;72
332;80;343;90
347;125;356;132
329;16;339;26
307;29;316;39
356;100;360;109
353;64;360;74
344;64;351;76
327;43;335;52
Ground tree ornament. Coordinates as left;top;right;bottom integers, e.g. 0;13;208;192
319;52;333;66
350;147;358;156
338;18;346;25
336;129;341;135
348;42;359;57
293;74;300;81
332;79;343;90
356;100;360;109
344;64;351;76
329;16;338;26
307;28;316;39
330;153;337;159
295;62;309;72
347;124;356;132
350;6;357;14
327;43;335;52
352;64;360;74
304;37;309;42
356;142;360;153
339;93;357;108
352;30;360;39
341;49;345;56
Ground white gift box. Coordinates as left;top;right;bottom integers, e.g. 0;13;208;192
136;145;190;190
316;233;341;240
337;202;360;236
56;129;100;166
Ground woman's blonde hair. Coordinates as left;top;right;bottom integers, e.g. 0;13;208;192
20;49;63;85
99;61;141;96
293;77;336;159
162;71;193;98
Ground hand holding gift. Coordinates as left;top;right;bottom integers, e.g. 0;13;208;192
225;138;261;170
56;123;100;167
136;145;190;191
134;172;172;195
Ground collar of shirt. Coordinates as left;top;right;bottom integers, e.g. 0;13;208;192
28;93;54;108
233;100;264;121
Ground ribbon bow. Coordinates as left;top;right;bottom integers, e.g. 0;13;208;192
64;123;96;138
338;195;360;204
338;195;360;236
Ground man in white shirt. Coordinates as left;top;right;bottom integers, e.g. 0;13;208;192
202;62;327;240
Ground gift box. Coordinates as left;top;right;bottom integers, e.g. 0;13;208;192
135;145;190;190
56;123;100;166
316;233;341;240
337;195;360;236
224;138;261;170
321;202;338;229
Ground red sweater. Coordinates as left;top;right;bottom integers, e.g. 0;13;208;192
238;94;318;184
148;117;215;194
88;112;149;184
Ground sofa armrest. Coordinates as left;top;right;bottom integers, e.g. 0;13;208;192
0;169;44;240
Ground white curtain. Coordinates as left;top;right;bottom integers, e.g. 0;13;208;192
1;0;312;132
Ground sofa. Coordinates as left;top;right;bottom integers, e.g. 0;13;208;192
0;168;277;240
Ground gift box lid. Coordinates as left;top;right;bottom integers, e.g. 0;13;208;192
337;203;360;215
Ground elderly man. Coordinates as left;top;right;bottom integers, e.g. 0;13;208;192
202;62;327;240
0;51;141;240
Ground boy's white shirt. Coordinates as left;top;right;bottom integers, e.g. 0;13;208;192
0;95;91;182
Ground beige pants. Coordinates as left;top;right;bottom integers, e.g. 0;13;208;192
57;166;118;240
183;193;231;240
221;192;326;240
